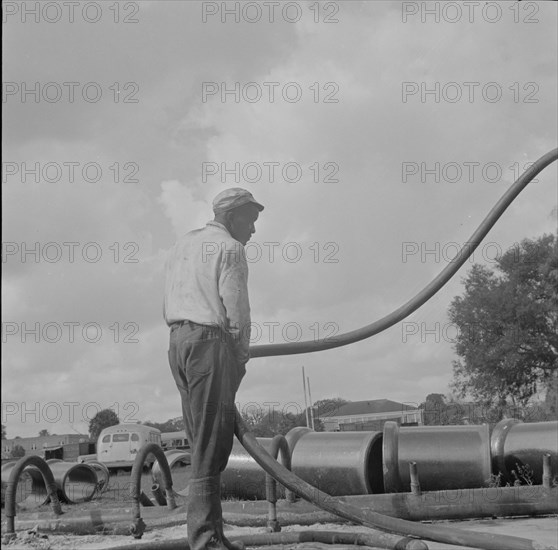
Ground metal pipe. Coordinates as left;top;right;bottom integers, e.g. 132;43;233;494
284;426;312;453
13;485;558;534
222;429;383;499
383;422;491;493
302;366;310;428
490;419;558;485
249;148;558;358
4;456;63;533
151;483;167;506
409;462;421;496
543;454;552;489
288;429;384;495
139;491;154;507
265;434;294;531
235;409;542;550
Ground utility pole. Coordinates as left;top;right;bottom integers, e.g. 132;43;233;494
302;366;310;428
307;376;315;430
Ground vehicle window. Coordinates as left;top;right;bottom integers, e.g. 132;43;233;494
131;433;139;441
102;435;111;443
112;433;130;442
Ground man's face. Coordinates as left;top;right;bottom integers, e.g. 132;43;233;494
228;203;260;245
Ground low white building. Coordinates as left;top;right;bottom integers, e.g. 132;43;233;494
318;399;423;432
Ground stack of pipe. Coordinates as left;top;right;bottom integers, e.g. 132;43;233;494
1;459;98;506
219;420;557;498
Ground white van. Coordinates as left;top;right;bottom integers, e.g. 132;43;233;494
96;424;161;470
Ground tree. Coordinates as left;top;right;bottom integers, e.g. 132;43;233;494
240;403;325;437
313;398;350;419
144;417;185;433
449;234;558;409
89;409;120;441
38;429;50;437
11;445;25;458
419;393;481;425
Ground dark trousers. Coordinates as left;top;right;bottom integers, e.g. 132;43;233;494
168;321;244;550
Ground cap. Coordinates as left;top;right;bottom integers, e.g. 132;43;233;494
212;188;264;215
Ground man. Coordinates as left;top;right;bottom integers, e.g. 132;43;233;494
164;188;264;550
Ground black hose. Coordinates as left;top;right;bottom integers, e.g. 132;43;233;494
93;529;428;550
129;443;176;538
250;148;558;357
4;455;63;533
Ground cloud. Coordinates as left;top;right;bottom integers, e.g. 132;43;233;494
2;2;556;438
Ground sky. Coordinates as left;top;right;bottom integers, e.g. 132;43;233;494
2;1;557;439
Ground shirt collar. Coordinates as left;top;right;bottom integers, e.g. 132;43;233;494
206;220;231;236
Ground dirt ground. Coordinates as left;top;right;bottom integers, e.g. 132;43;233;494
2;516;558;550
2;469;557;549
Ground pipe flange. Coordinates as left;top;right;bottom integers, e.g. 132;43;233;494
382;421;401;493
490;418;521;480
130;517;146;539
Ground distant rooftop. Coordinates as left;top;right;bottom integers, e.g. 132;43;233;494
319;399;418;418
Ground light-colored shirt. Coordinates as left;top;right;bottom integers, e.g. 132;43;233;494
164;221;250;364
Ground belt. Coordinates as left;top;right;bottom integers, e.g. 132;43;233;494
169;320;230;340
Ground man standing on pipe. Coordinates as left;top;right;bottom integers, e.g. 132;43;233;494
164;188;264;550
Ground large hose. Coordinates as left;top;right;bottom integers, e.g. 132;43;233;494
94;529;428;550
234;411;545;550
250;148;558;357
129;443;177;538
241;151;557;547
4;456;63;533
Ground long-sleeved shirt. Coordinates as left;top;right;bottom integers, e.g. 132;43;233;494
164;221;251;364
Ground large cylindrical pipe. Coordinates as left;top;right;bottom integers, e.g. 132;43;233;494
222;429;384;498
383;422;491;493
83;460;110;495
2;460;50;507
289;430;384;495
491;419;558;485
221;438;275;500
46;461;98;503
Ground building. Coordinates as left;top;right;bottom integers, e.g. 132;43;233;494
317;399;423;432
2;433;93;461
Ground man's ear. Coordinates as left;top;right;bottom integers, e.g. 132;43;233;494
225;210;235;225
